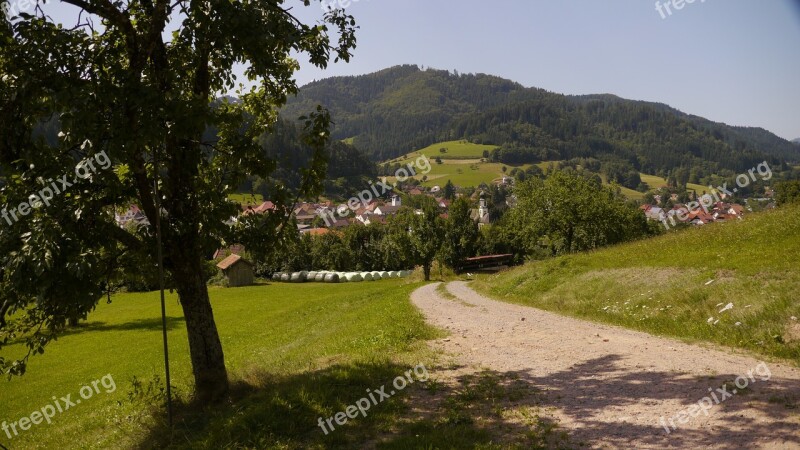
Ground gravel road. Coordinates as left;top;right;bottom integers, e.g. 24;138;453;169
410;281;800;449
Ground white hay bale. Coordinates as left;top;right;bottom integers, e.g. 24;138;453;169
346;273;363;282
324;273;340;283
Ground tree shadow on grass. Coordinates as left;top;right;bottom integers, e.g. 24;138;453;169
57;316;185;336
129;354;800;449
131;361;572;450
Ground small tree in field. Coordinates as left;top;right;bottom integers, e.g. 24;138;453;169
0;0;356;404
441;197;479;269
393;199;443;280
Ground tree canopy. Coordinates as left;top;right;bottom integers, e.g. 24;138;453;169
0;0;356;404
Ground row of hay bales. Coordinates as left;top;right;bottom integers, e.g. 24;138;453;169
270;270;413;283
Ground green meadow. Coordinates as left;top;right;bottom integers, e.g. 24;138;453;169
227;192;264;206
639;173;709;194
0;280;447;449
0;278;566;449
387;140;498;162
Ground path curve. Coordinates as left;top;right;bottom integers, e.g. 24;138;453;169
411;281;800;449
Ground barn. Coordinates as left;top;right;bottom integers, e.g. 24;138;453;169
216;254;255;287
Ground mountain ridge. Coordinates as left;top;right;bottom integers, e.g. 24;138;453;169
282;65;798;179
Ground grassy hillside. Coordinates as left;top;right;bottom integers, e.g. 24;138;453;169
640;173;708;194
383;141;715;198
384;140;547;188
472;204;800;363
387;140;498;161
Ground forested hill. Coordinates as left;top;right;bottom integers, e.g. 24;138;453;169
281;65;799;175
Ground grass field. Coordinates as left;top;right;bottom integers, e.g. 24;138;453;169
472;204;800;364
640;173;708;194
228;192;264;206
0;280;453;449
417;161;532;187
388;140;498;162
385;141;546;188
0;276;566;449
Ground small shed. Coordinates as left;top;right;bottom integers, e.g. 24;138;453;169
216;254;254;287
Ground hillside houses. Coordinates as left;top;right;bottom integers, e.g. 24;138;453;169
117;183;504;233
115;205;149;227
641;201;747;227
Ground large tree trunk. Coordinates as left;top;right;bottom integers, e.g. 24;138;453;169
172;251;229;404
423;263;431;281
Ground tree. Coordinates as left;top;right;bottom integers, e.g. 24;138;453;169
441;197;479;270
443;180;456;200
507;171;652;255
395;198;443;280
0;1;356;404
775;180;800;205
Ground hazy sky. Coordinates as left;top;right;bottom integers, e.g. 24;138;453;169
288;0;800;141
34;0;800;140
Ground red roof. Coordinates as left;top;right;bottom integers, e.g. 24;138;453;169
304;228;330;236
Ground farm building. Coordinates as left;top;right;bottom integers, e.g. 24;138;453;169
216;254;255;287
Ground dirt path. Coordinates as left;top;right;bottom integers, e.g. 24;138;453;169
411;281;800;449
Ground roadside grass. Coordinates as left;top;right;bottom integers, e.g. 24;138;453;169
472;204;800;364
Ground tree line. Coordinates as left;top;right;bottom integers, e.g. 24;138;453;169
249;170;657;280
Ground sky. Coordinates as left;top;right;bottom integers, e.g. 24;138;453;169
31;0;800;140
287;0;800;141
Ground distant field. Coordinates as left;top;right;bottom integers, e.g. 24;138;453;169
228;193;263;205
385;141;552;188
389;140;498;162
384;142;718;196
414;161;531;187
640;173;708;194
617;185;645;200
472;204;800;363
